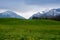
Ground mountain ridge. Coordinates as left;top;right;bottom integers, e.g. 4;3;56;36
0;10;25;19
29;8;60;19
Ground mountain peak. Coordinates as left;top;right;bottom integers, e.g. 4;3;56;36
0;10;25;19
3;10;15;14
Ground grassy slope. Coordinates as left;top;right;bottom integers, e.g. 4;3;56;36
0;18;60;40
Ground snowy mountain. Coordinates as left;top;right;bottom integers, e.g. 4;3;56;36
29;12;43;19
29;8;60;19
42;8;60;18
0;11;25;19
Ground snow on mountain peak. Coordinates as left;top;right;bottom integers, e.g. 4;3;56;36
0;10;25;19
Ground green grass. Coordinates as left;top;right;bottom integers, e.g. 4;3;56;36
0;18;60;40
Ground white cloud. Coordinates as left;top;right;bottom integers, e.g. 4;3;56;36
0;9;8;13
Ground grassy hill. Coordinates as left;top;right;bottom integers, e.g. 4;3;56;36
0;18;60;40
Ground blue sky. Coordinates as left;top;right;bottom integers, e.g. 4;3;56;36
0;0;60;18
26;0;60;5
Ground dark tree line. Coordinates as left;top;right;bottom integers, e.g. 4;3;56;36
32;15;60;21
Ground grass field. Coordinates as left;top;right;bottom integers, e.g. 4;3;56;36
0;18;60;40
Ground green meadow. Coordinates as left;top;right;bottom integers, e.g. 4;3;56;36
0;18;60;40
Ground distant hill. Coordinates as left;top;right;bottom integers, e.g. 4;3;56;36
0;11;25;19
0;18;60;25
29;8;60;20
